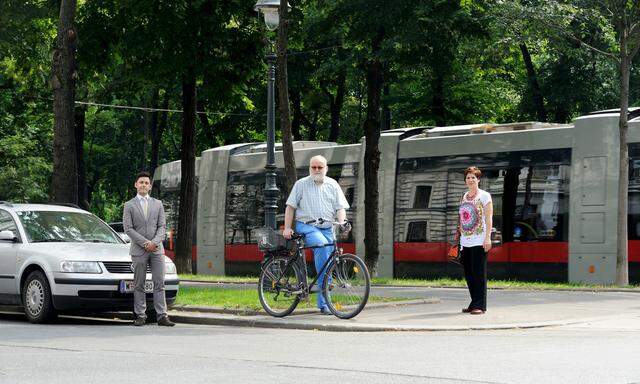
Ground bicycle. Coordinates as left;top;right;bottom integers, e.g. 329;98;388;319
256;218;371;319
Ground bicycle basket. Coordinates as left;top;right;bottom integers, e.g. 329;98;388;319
254;227;287;252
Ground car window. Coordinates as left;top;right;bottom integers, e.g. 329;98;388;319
0;210;19;240
16;211;122;244
110;223;124;233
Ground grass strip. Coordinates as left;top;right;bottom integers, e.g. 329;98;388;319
175;286;409;310
179;274;640;290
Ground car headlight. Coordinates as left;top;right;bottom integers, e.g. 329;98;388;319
60;261;102;274
165;262;177;274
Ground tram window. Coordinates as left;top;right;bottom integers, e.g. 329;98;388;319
225;162;359;245
627;144;640;239
153;175;199;251
413;186;432;209
395;149;571;244
225;171;276;244
406;221;428;242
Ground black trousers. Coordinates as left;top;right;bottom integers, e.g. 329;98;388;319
461;245;487;311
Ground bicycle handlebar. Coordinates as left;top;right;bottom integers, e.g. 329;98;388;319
284;218;351;243
304;218;349;226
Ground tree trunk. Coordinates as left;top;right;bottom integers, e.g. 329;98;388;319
176;74;197;274
292;90;318;141
87;172;99;206
51;0;78;204
363;31;385;274
290;90;303;141
520;43;547;122
307;111;318;141
150;90;166;177
149;90;159;171
325;71;346;142
74;106;88;210
277;0;297;194
381;83;391;131
616;53;631;286
138;100;153;171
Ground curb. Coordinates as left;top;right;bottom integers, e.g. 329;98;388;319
167;310;601;332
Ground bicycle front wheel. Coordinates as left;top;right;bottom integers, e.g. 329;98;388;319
258;256;302;317
323;253;370;319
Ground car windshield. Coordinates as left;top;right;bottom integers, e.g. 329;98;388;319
16;211;122;244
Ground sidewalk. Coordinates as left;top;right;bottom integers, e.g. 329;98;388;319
168;285;640;331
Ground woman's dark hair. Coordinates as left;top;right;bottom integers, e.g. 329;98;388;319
464;166;482;179
136;171;152;182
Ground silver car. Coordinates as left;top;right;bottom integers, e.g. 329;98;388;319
0;202;179;323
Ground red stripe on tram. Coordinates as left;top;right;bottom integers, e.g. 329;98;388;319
225;243;357;262
628;240;640;262
182;241;640;264
225;244;262;262
164;246;197;262
393;242;568;263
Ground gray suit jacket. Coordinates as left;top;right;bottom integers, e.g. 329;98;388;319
123;196;166;256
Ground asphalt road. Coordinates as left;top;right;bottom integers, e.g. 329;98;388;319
1;312;640;384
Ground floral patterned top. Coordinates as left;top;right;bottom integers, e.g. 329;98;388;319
459;188;492;248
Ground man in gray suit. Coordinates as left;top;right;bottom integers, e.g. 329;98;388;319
123;171;175;326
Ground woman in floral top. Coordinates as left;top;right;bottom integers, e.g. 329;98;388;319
456;166;493;315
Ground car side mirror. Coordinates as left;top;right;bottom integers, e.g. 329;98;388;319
0;230;17;242
119;233;131;244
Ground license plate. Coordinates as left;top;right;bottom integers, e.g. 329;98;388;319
119;280;153;293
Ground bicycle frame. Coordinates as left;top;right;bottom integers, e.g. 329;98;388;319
263;237;340;295
300;243;340;292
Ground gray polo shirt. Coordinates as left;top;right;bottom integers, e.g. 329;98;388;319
286;175;349;227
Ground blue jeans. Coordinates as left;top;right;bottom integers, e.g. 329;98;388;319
295;221;334;309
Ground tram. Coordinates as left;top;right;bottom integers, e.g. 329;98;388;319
153;109;640;284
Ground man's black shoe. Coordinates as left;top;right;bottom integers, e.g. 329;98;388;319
157;316;175;327
133;317;146;326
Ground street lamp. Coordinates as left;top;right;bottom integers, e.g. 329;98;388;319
254;0;281;31
254;0;290;230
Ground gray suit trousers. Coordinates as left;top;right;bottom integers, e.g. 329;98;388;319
132;252;167;318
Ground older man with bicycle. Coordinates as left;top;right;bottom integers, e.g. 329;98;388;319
283;155;350;315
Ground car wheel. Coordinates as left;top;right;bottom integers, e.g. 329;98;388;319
22;270;57;324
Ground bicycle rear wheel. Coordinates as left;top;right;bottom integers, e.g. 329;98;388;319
323;253;370;319
258;256;302;317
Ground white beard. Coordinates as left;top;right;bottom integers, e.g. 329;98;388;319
311;172;326;183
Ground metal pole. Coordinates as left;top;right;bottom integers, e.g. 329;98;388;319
264;47;278;230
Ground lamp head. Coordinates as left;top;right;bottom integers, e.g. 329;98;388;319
254;0;291;31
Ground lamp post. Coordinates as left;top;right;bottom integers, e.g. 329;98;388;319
254;0;289;230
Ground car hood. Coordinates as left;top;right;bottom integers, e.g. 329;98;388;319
25;242;134;261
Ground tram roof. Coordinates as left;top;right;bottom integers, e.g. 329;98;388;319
586;107;640;118
408;121;572;139
231;140;337;155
